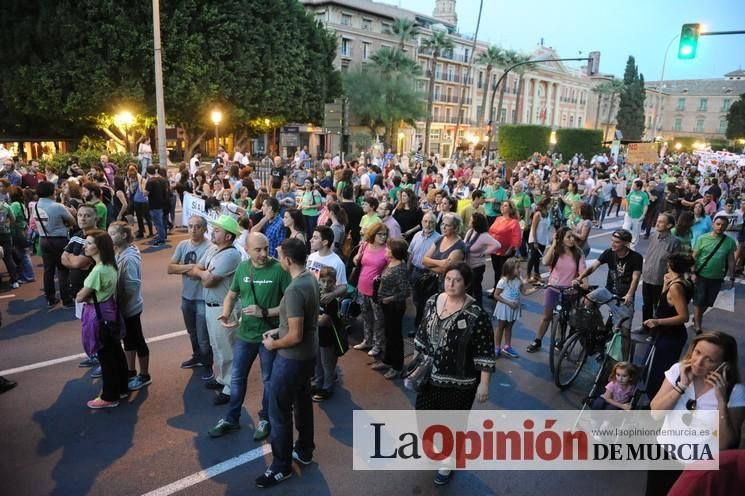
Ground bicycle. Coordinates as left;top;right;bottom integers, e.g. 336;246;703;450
545;284;581;374
554;286;630;390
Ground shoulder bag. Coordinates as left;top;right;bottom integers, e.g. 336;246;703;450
92;292;122;340
694;235;727;276
348;243;366;287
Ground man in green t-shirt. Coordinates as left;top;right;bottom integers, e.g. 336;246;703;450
208;232;291;441
510;182;533;257
82;183;109;230
622;179;649;249
691;215;737;333
483;176;508;223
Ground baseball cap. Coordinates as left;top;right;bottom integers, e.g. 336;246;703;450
208;214;240;235
612;229;632;243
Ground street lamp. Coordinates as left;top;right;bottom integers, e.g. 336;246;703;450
651;33;680;141
115;110;134;153
211;110;222;151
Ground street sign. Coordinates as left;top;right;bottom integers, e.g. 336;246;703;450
626;142;658;164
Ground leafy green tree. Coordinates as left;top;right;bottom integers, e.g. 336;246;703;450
422;31;454;154
498;50;531;125
616;56;646;140
555;129;603;159
726;93;745;140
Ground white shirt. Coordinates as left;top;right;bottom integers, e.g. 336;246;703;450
306;251;348;285
189;157;200;177
664;362;745;411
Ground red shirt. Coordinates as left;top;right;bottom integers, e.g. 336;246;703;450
488;217;521;256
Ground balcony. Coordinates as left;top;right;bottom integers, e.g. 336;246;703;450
419;47;469;63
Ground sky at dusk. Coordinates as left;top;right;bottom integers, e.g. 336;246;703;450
391;0;745;81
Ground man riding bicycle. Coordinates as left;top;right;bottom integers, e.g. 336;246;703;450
573;229;643;357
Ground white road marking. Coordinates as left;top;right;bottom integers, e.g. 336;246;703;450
713;287;735;312
141;444;272;496
0;294;16;299
0;330;187;376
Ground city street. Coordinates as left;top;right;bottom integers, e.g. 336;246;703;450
1;218;743;496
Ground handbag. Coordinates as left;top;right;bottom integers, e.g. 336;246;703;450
92;293;122;340
402;353;434;392
413;270;439;299
348;243;366;287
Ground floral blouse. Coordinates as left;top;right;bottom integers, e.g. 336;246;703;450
414;295;496;389
378;263;411;303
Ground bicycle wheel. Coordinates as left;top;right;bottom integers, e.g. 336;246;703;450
548;314;568;374
555;331;588;389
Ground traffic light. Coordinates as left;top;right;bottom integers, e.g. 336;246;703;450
678;23;700;59
587;51;600;76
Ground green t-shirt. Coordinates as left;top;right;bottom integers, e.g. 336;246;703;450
563;192;582;220
93;200;108;229
301;190;322;217
230;259;291;342
277;270;319;361
388;186;401;202
626;190;649;219
693;233;736;280
84;263;118;302
9;201;26;234
671;227;693;256
483;186;508;217
360;213;381;233
511;192;532;220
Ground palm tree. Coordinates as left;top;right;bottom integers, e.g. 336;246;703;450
422;31;454;155
476;45;506;125
508;53;533;124
592;79;625;140
370;46;422;79
385;18;420;53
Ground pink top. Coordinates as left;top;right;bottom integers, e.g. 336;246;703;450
604;381;634;403
488;217;521;256
464;230;502;267
358;244;388;296
547;253;587;287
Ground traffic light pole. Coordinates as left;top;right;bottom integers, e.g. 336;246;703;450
651;33;680;141
484;56;593;166
700;30;745;36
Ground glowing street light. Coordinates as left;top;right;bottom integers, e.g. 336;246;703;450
211;110;222;149
115;110;135;152
675;143;682;151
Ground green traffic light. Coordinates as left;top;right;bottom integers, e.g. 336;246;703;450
678;23;700;59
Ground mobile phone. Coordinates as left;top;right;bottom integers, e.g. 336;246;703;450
713;362;728;375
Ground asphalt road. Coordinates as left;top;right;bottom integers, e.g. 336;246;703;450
1;218;743;496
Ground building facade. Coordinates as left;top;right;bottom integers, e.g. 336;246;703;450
645;70;745;141
302;0;595;156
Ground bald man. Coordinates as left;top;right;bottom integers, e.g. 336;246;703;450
209;232;291;441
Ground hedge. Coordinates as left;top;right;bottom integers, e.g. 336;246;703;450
497;125;551;163
41;150;139;175
555;128;603;160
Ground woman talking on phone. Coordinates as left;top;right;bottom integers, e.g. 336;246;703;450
648;330;745;494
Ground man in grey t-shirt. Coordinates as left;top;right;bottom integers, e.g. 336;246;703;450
168;215;212;375
256;238;319;488
190;215;242;405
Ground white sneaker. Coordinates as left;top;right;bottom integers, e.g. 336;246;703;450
11;282;19;289
367;346;381;356
353;340;371;351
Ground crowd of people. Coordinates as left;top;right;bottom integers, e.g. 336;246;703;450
0;144;743;490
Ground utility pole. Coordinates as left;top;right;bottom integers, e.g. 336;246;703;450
152;0;168;169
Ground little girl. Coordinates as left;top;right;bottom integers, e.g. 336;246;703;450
590;361;639;410
493;257;537;358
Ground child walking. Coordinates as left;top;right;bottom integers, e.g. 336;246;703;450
492;257;536;358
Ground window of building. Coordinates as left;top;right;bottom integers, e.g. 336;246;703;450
722;99;731;112
341;13;352;26
445;108;451;122
578;116;583;128
362;18;372;31
430;129;441;140
673;118;682;132
569;115;574;127
699;98;708;111
341;38;352;57
695;118;705;132
512;109;517;122
676;98;685;111
500;108;507;123
719;119;727;134
381;22;391;32
477;71;483;89
362;42;370;60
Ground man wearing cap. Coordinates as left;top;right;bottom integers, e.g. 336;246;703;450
189;215;243;405
208;232;291;441
574;229;643;358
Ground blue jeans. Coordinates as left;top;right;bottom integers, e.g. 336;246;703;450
181;298;212;366
140;157;152;176
150;208;166;243
226;338;275;424
268;355;316;473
